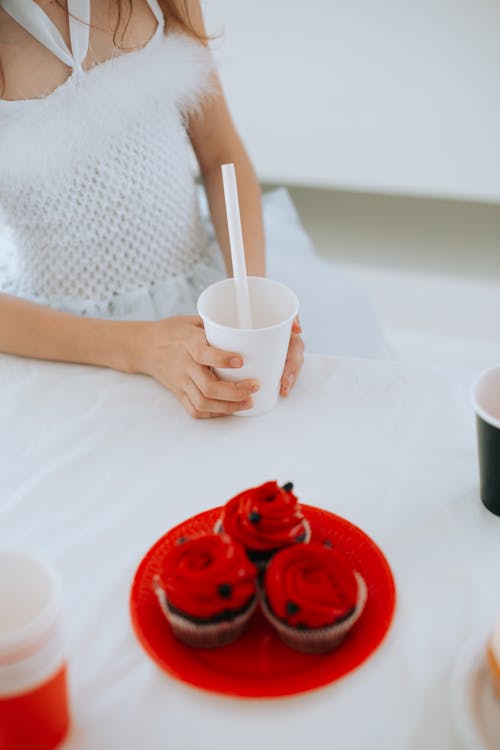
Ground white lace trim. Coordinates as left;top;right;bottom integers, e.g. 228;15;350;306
1;244;226;320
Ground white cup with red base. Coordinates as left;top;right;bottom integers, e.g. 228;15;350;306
0;551;70;750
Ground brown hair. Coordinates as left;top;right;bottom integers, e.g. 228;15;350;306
112;0;208;44
157;0;208;41
0;0;208;97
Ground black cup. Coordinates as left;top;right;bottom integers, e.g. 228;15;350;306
472;366;500;516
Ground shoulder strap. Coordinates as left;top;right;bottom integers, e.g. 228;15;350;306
67;0;90;70
144;0;164;29
1;0;90;70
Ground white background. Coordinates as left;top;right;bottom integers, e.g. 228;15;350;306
202;0;500;203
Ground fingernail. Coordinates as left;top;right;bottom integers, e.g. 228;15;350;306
241;399;253;409
249;382;260;393
230;357;242;368
287;373;295;387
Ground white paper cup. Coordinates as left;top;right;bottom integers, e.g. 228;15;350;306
197;277;299;416
0;551;70;750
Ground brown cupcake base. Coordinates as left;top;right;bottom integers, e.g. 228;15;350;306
260;572;368;654
153;577;258;649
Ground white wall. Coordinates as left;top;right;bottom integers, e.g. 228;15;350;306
203;0;500;203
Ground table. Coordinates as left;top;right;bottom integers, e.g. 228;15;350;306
1;352;499;750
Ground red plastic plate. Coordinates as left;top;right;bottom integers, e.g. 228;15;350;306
129;505;396;698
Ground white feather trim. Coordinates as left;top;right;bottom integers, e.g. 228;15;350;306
0;34;215;184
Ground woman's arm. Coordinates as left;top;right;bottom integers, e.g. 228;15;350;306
187;4;264;276
190;90;304;395
190;93;265;276
187;3;303;395
0;292;137;370
0;293;257;416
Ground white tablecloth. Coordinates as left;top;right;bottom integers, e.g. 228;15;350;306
1;353;499;750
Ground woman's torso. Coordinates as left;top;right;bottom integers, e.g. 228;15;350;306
0;0;218;314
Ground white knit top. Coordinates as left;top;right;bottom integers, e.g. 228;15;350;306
0;0;224;319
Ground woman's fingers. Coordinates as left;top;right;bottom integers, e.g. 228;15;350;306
179;393;214;420
188;332;243;370
183;377;254;417
143;317;255;419
176;318;304;414
191;365;259;403
280;333;305;397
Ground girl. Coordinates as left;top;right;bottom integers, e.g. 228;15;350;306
0;0;304;418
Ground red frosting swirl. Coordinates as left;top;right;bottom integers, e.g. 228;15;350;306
221;481;307;551
264;543;359;628
159;533;257;619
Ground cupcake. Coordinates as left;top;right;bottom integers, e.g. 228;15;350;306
215;481;311;568
153;533;258;648
260;542;367;654
487;617;500;699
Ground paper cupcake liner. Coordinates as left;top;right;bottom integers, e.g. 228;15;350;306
153;577;257;649
260;572;368;654
213;518;312;570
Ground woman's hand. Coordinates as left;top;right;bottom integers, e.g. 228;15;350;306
133;316;260;419
280;318;305;397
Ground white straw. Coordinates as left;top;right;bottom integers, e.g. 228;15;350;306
221;163;253;329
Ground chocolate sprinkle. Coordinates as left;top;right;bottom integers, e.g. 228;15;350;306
295;531;306;542
286;600;300;615
282;482;294;492
248;511;261;524
217;583;233;599
175;536;189;545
